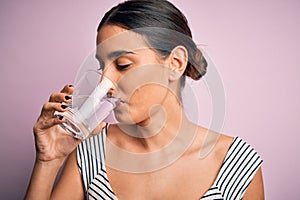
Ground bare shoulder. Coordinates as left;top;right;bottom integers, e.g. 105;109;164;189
216;133;235;151
195;127;265;199
195;126;234;160
209;130;265;199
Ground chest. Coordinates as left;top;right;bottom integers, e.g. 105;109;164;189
106;155;222;200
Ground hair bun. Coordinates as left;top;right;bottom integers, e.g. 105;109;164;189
186;48;207;80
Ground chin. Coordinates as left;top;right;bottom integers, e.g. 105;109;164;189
114;109;135;124
115;108;148;125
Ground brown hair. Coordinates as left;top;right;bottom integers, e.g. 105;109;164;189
97;0;207;80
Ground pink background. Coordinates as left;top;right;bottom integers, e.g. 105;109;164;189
0;0;299;199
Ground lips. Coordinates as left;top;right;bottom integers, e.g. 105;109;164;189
109;94;127;103
106;96;127;109
105;90;128;109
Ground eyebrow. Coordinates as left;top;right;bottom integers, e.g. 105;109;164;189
108;50;135;60
95;50;135;62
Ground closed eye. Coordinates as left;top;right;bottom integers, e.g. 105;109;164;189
98;61;105;71
116;63;132;71
95;54;105;71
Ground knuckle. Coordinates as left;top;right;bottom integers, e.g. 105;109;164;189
42;103;49;110
33;124;39;134
49;93;56;100
61;84;74;94
42;102;53;111
60;85;68;93
41;119;50;128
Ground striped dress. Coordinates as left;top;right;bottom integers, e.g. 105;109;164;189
77;129;263;200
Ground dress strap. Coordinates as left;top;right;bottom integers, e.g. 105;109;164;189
214;137;263;199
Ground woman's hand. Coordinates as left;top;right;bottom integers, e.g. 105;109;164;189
25;85;85;200
33;85;81;165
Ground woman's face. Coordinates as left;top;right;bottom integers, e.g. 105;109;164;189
96;25;173;125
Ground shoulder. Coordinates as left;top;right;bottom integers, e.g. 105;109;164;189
212;133;264;198
193;127;234;160
195;127;263;171
215;133;235;154
213;132;263;168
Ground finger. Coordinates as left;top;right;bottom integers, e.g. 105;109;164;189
34;116;64;133
49;92;72;103
41;102;69;118
60;84;74;94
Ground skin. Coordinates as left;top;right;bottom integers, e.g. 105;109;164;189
25;25;264;199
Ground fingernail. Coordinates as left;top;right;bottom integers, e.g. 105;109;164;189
61;104;68;109
65;95;71;100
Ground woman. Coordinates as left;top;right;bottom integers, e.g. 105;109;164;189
25;0;264;199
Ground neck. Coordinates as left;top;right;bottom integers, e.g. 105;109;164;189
105;95;199;173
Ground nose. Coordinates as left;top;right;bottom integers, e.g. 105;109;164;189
101;65;119;97
101;64;120;84
77;75;114;121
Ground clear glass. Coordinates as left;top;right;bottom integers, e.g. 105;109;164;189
54;69;119;140
54;97;119;140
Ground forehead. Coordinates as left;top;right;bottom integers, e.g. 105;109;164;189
96;25;149;59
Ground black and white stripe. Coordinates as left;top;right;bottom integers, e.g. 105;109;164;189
201;137;263;199
77;128;117;200
77;131;262;200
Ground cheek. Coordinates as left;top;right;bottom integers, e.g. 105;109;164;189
114;64;170;123
116;64;170;99
128;84;168;123
129;84;168;108
116;84;169;124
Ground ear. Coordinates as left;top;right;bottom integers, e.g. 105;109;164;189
167;46;188;81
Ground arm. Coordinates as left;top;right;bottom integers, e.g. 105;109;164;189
51;149;85;200
243;167;265;200
25;158;63;199
25;150;84;200
25;85;84;199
